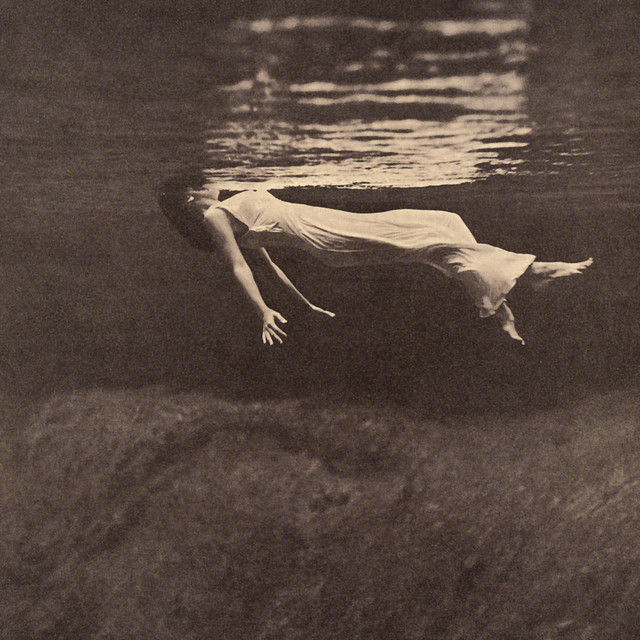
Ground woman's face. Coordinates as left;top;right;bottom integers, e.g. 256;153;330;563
180;190;209;220
160;187;215;252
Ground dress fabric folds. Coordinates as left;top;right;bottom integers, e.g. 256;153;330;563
215;189;535;317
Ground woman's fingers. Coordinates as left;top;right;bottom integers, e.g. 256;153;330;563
311;305;336;317
270;323;287;337
267;324;283;344
269;313;287;336
262;310;287;346
263;324;285;345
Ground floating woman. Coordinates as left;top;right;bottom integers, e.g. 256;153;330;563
159;175;592;346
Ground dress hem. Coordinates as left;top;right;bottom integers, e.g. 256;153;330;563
476;254;536;317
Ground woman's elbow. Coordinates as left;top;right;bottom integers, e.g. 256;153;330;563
231;262;252;280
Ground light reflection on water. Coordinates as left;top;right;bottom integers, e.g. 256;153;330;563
237;15;529;37
205;9;537;189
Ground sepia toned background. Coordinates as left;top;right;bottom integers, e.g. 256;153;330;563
1;0;639;638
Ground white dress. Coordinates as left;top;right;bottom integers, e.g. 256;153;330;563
214;189;535;317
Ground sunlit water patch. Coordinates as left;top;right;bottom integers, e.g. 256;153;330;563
204;7;535;189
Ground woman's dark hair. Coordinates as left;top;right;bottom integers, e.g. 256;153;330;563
158;169;216;252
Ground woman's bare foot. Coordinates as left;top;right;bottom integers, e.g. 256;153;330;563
495;302;525;345
525;258;593;291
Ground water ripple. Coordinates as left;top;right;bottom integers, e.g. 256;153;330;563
233;16;528;37
206;4;534;188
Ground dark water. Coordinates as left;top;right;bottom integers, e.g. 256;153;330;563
0;0;639;410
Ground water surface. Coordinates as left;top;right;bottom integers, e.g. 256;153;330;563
206;11;534;188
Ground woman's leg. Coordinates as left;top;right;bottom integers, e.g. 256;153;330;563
520;258;593;290
487;257;592;345
495;301;525;345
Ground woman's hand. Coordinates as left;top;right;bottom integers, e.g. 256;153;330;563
262;309;288;345
308;304;336;318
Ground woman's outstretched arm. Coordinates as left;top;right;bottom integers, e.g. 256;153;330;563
258;248;335;318
203;207;287;345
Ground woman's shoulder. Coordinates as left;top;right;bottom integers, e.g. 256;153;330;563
217;189;264;226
